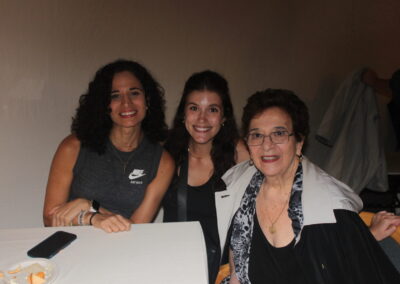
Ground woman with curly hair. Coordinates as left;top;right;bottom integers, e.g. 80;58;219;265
43;59;174;233
162;70;248;283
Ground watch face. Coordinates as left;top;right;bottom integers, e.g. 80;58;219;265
92;200;100;211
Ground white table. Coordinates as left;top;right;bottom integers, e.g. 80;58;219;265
0;222;208;284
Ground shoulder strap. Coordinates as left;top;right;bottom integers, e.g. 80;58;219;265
177;158;189;221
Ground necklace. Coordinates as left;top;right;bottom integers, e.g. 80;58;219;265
187;147;209;159
264;192;291;234
110;143;136;174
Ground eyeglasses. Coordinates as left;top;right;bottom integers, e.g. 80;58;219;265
246;130;294;146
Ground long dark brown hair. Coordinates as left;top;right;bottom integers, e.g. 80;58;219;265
164;70;239;180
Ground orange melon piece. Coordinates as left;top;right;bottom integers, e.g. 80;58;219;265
7;266;21;274
34;271;45;279
29;273;46;284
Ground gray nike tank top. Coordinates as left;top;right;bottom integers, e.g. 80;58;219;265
69;136;163;218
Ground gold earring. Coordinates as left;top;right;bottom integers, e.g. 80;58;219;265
297;154;303;162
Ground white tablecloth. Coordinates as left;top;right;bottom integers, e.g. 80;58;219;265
0;222;208;283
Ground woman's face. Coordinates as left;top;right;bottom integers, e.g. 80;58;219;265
247;107;303;178
109;71;147;130
184;90;225;146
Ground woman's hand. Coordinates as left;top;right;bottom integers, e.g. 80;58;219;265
51;198;91;226
228;249;240;284
91;213;131;233
229;273;240;284
370;211;400;241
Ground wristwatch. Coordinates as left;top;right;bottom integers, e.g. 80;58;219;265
89;200;100;212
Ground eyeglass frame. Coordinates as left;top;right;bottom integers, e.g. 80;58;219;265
245;130;294;146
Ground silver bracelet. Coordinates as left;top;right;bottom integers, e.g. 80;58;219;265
78;210;88;226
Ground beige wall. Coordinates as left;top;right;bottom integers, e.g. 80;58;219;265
1;0;399;228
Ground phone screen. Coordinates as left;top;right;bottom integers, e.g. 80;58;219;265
27;231;77;259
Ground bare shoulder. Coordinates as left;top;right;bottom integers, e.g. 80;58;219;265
159;149;175;171
52;134;81;165
235;139;249;163
57;134;80;154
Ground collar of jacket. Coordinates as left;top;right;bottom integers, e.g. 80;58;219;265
217;156;363;247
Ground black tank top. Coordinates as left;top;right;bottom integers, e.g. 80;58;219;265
162;158;222;283
249;213;307;284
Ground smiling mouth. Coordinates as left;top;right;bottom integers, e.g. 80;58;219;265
193;126;211;132
261;155;279;162
120;111;137;117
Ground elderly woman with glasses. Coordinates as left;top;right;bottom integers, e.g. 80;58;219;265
218;89;399;283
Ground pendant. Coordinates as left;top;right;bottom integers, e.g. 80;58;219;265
269;226;276;234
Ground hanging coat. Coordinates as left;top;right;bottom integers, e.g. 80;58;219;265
316;68;388;194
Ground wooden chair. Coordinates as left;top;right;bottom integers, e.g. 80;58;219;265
359;211;400;243
215;263;230;284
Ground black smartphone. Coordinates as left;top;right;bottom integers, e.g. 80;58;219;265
27;231;77;259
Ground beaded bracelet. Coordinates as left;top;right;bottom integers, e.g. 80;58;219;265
89;212;99;226
78;210;88;226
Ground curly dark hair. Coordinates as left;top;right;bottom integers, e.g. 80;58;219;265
242;89;309;143
71;59;168;154
165;70;239;180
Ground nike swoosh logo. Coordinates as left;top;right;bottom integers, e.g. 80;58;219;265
129;173;146;180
